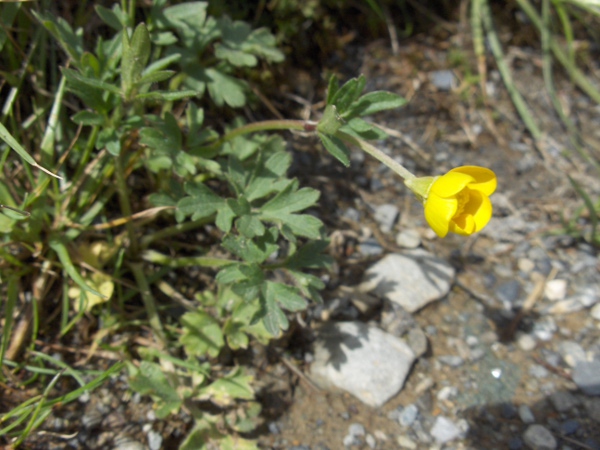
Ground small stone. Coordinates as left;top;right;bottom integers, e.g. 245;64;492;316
407;327;428;358
549;391;578;412
518;404;535;424
518;258;535;273
557;341;587;368
437;386;458;401
469;347;486;361
114;442;146;450
573;360;600;395
366;434;376;449
358;237;384;256
397;435;417;449
429;70;455;90
545;279;567;301
591;303;600;321
532;317;557;341
560;419;580;435
399;404;419;427
430;416;461;444
517;333;537;352
348;423;365;437
438;355;464;367
395;229;421;249
529;364;549;379
509;436;524;450
343;434;358;447
268;422;281;434
147;431;162;450
496;280;521;305
523;424;557;450
373;204;399;233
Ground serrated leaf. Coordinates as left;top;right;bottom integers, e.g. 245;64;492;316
329;75;366;113
261;182;320;215
266;281;307;312
205;68;246;107
199;367;253;406
236;215;266;238
286;240;332;269
177;182;223;220
216;264;246;285
343;90;407;119
222;228;278;264
71;111;105;126
180;311;224;358
129;361;182;417
318;132;351;167
224;320;249;350
260;294;288;336
216;202;236;233
339;118;388;141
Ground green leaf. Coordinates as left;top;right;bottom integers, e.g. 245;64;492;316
317;104;344;135
129;361;182;418
205;68;246;107
339;118;388;141
326;74;340;105
236;214;266;239
259;293;288;336
62;67;121;95
224;319;249;350
199;367;254;406
0;121;38;166
135;70;175;87
222;228;278;264
34;11;84;65
318;132;351;167
135;89;198;102
121;23;151;95
266;281;307;312
329;75;366;113
216;264;247;285
71;111;105;126
286;240;332;269
343;90;407;119
180;311;224;358
49;238;105;299
261;181;320;215
216;202;236;233
95;4;126;30
177;182;224;220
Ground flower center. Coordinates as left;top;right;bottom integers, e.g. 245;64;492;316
454;189;470;218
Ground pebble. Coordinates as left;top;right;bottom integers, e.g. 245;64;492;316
517;333;537;352
395;229;421;248
549;391;578;412
430;416;461;444
438;355;464;367
518;258;535;273
518;404;535;424
397;435;418;449
147;430;162;450
573;360;600;395
523;424;557;450
437;386;458;401
399;404;419;427
407;327;428;357
366;434;376;449
496;280;521;305
591;303;600;321
532;317;557;341
429;70;455;90
348;423;365;437
557;341;587;368
544;279;567;301
373;204;399;233
560;419;580;435
359;250;455;313
358;237;384;256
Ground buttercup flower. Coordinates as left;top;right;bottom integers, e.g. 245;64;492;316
406;166;497;238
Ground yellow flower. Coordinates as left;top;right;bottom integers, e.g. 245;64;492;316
407;166;497;238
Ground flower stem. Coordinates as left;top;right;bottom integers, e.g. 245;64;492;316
336;131;416;181
203;119;317;152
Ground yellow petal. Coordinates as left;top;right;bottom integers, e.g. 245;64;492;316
450;214;476;235
449;166;497;196
430;171;475;198
424;194;457;237
471;194;493;231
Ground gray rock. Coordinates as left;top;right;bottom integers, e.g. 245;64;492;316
399;404;419;427
518;404;535;424
407;327;428;358
523;424;557;450
438;355;464;367
359;250;455;313
358;237;384;256
557;341;587;368
348;423;365;437
395;229;421;249
365;434;376;449
496;280;521;305
147;431;162;450
429;70;455;90
373;204;399;233
573;361;600;395
532;317;557;341
591;303;600;321
517;333;537;352
549;391;578;412
430;416;461;444
310;322;415;407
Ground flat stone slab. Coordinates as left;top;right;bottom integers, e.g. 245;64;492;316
309;321;415;407
359;250;455;312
